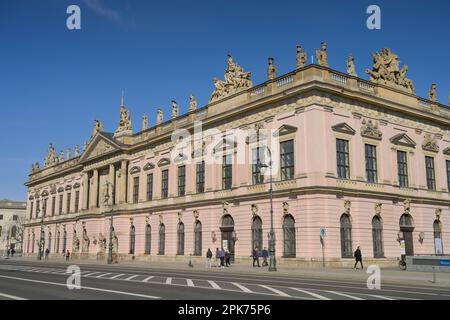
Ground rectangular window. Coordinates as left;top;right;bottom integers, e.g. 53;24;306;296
59;195;63;215
447;160;450;192
178;165;186;196
336;139;350;179
365;144;378;183
397;151;409;188
222;154;232;189
75;191;80;212
133;177;139;203
196;161;205;193
51;197;56;216
161;169;169;199
280;140;295;181
0;214;3;220
425;156;436;191
36;200;40;218
13;215;18;221
66;193;71;213
146;173;153;201
252;147;265;184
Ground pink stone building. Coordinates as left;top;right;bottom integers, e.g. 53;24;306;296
24;48;450;267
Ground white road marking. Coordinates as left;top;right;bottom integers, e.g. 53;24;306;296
290;288;330;300
84;272;101;277
142;276;154;282
232;282;252;293
326;291;365;300
186;279;194;287
208;281;221;290
96;273;112;278
166;277;172;285
369;294;396;300
259;285;291;297
0;275;160;299
0;292;27;300
125;275;139;281
110;274;125;279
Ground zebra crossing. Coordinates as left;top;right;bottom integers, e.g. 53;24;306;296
0;264;412;300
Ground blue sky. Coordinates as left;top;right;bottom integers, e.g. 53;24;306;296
1;0;449;201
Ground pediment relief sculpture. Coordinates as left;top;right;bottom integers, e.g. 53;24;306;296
41;190;49;197
332;123;356;135
83;138;118;161
43;143;59;168
57;187;64;193
143;162;155;171
73;182;80;189
157;158;171;167
389;133;416;148
273;124;298;137
366;48;415;94
129;166;141;174
114;98;132;136
422;133;439;153
361;119;382;140
65;185;72;191
210;54;252;102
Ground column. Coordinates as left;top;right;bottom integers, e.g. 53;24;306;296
81;172;89;210
90;169;99;209
109;164;115;204
119;160;128;204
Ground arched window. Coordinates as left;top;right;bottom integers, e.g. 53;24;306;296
177;222;185;255
158;224;165;255
194;221;202;256
32;232;35;253
399;214;413;227
129;225;136;255
56;231;60;253
251;216;263;252
340;214;352;258
11;226;17;239
372;216;384;258
145;224;151;255
48;232;52;253
62;231;67;253
434;220;444;255
283;215;296;257
222;215;234;227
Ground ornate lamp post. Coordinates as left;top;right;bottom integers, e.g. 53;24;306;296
258;148;277;272
103;182;115;264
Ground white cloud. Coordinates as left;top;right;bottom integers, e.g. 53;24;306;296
82;0;121;22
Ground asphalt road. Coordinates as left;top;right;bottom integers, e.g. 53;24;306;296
1;259;449;300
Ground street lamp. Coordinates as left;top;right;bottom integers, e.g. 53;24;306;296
37;204;44;260
103;182;115;264
258;148;277;272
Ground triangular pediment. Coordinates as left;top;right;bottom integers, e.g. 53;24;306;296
273;124;298;137
79;133;122;162
390;133;416;148
213;137;236;154
443;147;450;156
332;123;355;135
157;158;171;167
129;166;141;174
143;162;155;171
174;153;188;164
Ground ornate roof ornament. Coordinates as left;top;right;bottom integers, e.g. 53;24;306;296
316;41;328;67
189;94;197;112
59;150;64;162
92;120;104;137
31;163;35;174
142;113;148;130
67;148;72;160
296;44;307;69
365;48;415;94
44;143;59;168
361;119;382;140
74;145;80;157
422;133;439;153
35;162;40;171
171;100;179;119
428;84;437;102
347;54;357;76
114;95;132;137
209;54;252;103
156;108;164;125
267;57;277;80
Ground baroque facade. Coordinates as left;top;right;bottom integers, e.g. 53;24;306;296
0;199;26;255
24;45;450;267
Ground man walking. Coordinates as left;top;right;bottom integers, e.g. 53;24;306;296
219;247;225;268
65;250;70;261
354;246;363;270
252;247;260;267
206;248;213;268
261;247;269;267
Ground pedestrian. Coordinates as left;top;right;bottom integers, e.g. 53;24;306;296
252;247;260;267
261;247;269;267
219;247;225;268
45;248;50;259
65;250;70;261
206;248;213;268
11;248;15;258
6;248;10;258
353;246;363;270
225;250;231;267
215;248;220;267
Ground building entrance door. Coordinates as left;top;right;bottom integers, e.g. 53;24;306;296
400;213;414;256
220;214;235;263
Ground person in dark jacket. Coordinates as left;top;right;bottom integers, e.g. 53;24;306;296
206;248;213;268
219;248;225;268
252;247;260;267
261;247;269;267
353;246;363;270
225;250;231;267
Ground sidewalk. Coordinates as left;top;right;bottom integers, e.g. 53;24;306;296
5;256;450;287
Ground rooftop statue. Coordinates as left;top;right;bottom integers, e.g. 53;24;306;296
93;119;104;136
31;163;35;174
429;84;437;102
267;57;277;80
59;150;65;162
296;44;307;69
156;108;164;125
347;54;357;76
189;94;197;112
171;100;179;119
316;41;328;67
115;101;132;134
142;113;148;130
210;54;252;102
366;48;415;94
74;145;80;157
44;143;59;168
